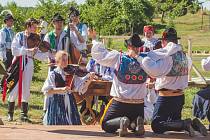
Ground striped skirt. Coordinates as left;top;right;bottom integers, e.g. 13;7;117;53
43;93;81;125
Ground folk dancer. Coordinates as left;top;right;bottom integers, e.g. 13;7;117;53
192;55;210;131
7;18;49;122
0;14;15;69
139;28;207;137
91;31;148;137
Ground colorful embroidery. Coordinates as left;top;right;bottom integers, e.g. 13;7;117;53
167;51;188;77
115;55;147;84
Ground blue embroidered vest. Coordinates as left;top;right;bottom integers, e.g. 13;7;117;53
167;51;188;77
114;55;147;84
3;28;13;43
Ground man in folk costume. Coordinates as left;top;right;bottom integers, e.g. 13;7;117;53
43;13;67;115
192;55;210;131
138;28;207;136
6;18;49;122
90;31;147;137
142;25;158;52
67;7;88;52
0;14;15;69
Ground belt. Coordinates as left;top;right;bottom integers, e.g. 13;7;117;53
158;89;183;97
114;97;144;104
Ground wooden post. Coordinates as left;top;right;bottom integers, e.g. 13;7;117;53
188;38;192;81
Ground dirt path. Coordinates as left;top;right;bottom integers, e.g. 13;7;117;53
0;125;209;140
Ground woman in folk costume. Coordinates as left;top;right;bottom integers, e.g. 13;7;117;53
7;18;49;122
90;31;148;137
142;25;158;51
0;13;15;69
42;50;95;125
139;28;207;137
192;56;210;131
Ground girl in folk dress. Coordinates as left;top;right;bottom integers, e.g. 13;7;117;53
42;51;94;125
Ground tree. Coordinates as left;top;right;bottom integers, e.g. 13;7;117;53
151;0;200;23
80;0;154;35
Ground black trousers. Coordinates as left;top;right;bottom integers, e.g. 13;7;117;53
3;50;13;69
101;99;144;133
151;95;185;134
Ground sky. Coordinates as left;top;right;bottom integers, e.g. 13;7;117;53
0;0;209;10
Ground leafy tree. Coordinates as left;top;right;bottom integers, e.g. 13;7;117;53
151;0;200;23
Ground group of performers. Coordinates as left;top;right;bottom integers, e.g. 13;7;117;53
0;7;210;138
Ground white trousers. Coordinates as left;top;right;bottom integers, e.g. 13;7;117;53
8;59;34;102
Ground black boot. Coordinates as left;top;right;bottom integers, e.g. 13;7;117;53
8;102;15;121
20;102;31;123
162;119;195;137
135;116;145;136
119;117;130;137
192;118;208;136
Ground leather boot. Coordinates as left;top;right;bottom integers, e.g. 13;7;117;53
20;102;31;123
192;118;208;136
135;116;145;136
119;117;130;137
162;119;195;137
8;102;15;121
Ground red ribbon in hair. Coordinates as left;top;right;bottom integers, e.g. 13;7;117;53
18;56;23;107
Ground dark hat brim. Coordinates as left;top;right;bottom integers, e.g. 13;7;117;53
124;39;145;48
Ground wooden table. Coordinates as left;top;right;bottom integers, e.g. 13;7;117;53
74;80;112;125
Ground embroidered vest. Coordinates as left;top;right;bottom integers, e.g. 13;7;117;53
48;31;66;51
166;51;188;77
114;55;147;84
3;28;13;43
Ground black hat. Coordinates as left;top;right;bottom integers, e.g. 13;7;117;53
52;13;65;22
69;7;80;17
124;34;144;48
4;14;14;22
161;28;181;40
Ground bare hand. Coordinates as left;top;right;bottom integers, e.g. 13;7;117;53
88;72;95;80
69;23;77;32
64;86;72;92
27;47;39;53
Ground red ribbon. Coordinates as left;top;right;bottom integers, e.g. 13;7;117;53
18;56;23;107
2;78;7;103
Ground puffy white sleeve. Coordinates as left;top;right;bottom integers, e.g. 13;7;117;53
11;33;28;56
201;56;210;71
91;40;120;68
141;56;173;78
41;72;56;95
33;51;49;62
73;73;93;95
